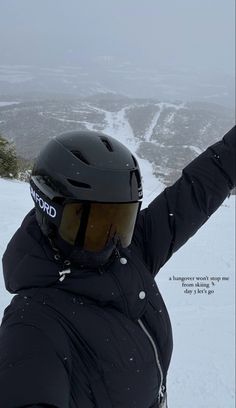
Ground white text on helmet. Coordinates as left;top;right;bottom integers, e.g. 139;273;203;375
30;186;57;218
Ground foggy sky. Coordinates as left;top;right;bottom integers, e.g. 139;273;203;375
0;0;235;73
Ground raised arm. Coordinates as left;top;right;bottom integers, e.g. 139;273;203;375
132;126;236;276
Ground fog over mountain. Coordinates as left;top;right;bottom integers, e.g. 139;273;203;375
0;0;234;103
0;1;235;187
0;0;234;72
0;64;235;108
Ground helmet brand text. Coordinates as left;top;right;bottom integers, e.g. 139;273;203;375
30;186;57;218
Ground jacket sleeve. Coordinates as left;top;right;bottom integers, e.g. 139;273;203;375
132;126;236;276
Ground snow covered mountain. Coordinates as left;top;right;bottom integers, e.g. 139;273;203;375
0;177;235;408
0;95;234;186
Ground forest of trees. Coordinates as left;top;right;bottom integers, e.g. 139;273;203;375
0;133;32;180
0;134;18;178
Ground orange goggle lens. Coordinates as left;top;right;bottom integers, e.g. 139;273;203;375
58;202;140;252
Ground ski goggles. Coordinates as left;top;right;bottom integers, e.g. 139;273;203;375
30;178;141;252
58;201;141;251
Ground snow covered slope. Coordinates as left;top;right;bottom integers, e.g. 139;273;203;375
1;97;234;188
0;177;235;408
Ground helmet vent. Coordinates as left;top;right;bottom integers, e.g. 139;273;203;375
71;150;90;165
100;137;113;152
67;179;91;189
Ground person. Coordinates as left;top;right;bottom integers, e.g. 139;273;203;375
0;127;235;408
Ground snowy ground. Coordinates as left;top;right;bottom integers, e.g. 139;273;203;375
0;177;235;408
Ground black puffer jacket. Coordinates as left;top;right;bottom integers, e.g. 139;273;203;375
0;127;235;408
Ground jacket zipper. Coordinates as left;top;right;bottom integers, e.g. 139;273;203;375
138;318;165;404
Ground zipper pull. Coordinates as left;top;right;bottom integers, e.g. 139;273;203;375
160;384;166;396
159;385;167;408
59;268;71;282
58;260;71;282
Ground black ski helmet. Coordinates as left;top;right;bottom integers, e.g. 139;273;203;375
30;130;142;260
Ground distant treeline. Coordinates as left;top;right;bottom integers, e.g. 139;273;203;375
0;133;32;180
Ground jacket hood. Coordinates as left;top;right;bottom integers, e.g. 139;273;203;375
2;209;60;293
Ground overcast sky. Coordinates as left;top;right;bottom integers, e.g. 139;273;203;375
0;0;235;73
